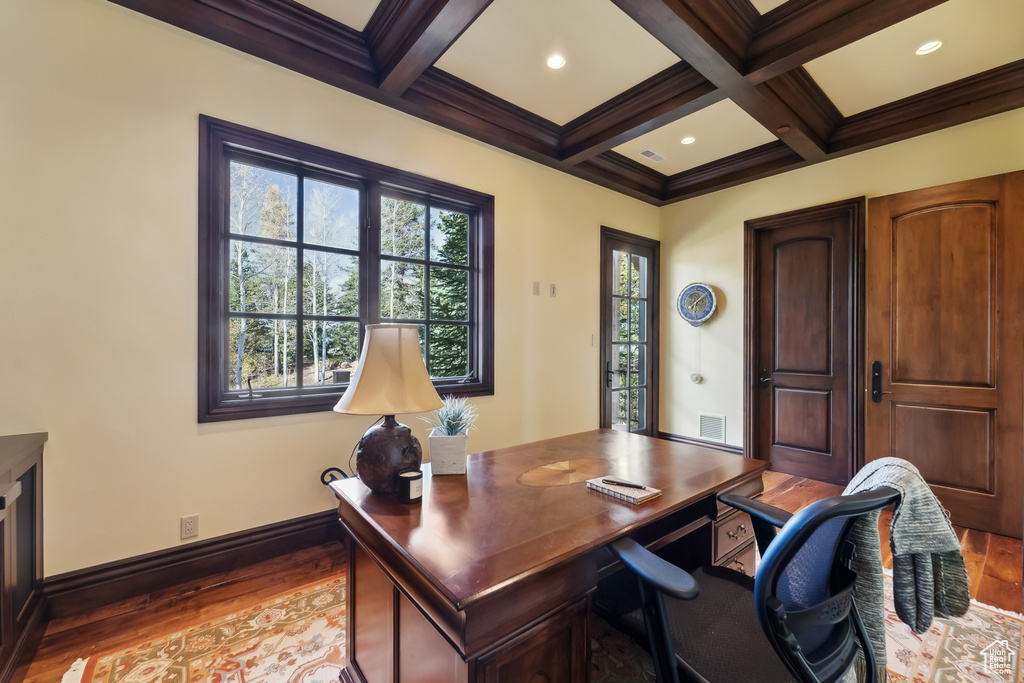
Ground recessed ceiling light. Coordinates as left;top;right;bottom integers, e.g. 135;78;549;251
680;136;695;145
547;55;566;69
915;40;942;56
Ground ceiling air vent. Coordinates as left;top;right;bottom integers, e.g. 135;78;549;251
639;149;665;162
699;413;726;443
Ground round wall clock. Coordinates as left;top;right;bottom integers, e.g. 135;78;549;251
677;282;716;327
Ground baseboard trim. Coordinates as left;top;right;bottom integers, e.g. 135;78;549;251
657;431;744;456
44;509;343;619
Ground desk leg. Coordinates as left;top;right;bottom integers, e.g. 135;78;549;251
343;540;395;683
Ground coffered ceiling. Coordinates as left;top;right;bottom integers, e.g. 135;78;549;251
109;0;1024;205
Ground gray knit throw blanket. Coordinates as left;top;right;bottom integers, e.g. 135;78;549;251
842;457;971;682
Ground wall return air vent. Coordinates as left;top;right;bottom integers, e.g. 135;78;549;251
699;413;726;443
639;149;665;162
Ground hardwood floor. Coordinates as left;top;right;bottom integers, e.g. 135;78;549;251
760;470;1024;614
22;544;348;683
20;472;1023;681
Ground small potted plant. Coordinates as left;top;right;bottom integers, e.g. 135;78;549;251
422;396;478;475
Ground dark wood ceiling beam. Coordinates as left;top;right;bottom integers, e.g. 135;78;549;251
664;142;805;202
574;152;668;203
760;67;843;143
403;69;562;156
662;60;1024;205
611;0;828;162
108;0;378;90
559;64;724;166
365;0;493;96
745;0;950;84
829;59;1024;155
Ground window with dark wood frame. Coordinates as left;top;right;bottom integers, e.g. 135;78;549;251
198;116;494;422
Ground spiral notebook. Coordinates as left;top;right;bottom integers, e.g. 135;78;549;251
586;477;661;505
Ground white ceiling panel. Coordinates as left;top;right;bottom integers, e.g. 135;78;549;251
748;0;789;15
804;0;1024;116
434;0;680;125
294;0;381;31
613;99;777;176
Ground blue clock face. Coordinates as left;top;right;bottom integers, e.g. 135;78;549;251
677;283;716;326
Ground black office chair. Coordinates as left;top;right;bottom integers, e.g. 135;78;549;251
603;487;900;683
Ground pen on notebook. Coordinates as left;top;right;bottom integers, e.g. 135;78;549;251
602;478;646;490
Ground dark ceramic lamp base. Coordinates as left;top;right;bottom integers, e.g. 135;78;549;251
356;415;423;494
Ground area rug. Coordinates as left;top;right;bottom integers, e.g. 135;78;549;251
62;576;346;683
62;571;1021;683
589;572;1024;683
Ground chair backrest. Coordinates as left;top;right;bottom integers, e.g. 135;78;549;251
754;487;899;683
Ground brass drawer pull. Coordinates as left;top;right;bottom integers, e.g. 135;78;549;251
731;559;747;575
726;523;748;540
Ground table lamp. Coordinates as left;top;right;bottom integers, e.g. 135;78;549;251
334;324;443;493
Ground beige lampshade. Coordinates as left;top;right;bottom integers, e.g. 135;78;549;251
333;324;442;416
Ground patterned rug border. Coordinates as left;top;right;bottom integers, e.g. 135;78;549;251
61;575;347;683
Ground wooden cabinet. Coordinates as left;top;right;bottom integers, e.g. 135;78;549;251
0;434;45;683
713;471;762;575
475;599;588;683
714;510;753;562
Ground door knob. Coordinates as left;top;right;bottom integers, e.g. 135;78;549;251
870;361;892;402
759;370;772;386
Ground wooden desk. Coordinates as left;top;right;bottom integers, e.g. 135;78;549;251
332;429;767;683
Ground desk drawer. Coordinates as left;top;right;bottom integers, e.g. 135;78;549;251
720;542;757;577
714;511;753;562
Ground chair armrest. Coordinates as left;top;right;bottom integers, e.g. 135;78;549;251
610;538;699;601
719;493;793;528
718;493;793;556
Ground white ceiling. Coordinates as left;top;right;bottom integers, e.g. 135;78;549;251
614;99;778;175
434;0;680;125
805;0;1024;116
297;0;379;31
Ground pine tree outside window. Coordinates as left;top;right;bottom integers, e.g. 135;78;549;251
199;117;494;422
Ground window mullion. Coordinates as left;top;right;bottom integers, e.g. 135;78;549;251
365;181;382;334
467;210;479;380
424;205;432;374
294;174;305;389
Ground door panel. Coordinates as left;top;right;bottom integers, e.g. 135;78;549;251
746;199;863;485
774;389;831;453
775;239;832;374
600;228;659;435
865;171;1023;538
889;404;992;493
891;205;994;386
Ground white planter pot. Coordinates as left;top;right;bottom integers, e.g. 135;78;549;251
429;430;468;475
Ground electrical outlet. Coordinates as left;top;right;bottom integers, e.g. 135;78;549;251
180;514;199;540
532;281;540;296
549;283;557;297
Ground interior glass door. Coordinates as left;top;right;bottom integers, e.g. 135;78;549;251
601;229;659;435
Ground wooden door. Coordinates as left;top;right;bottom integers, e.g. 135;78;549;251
600;228;660;435
865;172;1024;538
746;199;864;485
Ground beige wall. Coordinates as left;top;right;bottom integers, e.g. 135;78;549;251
4;0;1022;578
659;108;1024;446
0;0;660;575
